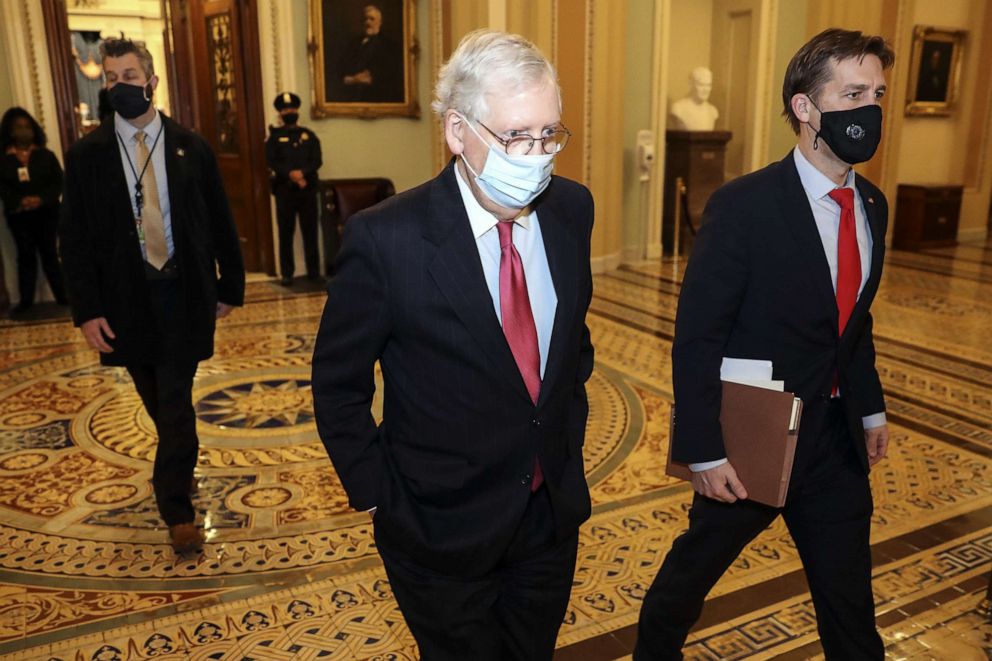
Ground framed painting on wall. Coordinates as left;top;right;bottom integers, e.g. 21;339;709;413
308;0;419;118
905;25;965;116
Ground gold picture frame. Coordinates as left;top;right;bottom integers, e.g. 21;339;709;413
308;0;419;119
905;25;966;117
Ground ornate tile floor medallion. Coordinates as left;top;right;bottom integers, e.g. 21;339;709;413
0;244;990;660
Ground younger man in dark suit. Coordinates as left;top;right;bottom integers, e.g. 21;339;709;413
59;39;244;554
313;30;593;661
635;29;895;660
265;92;322;285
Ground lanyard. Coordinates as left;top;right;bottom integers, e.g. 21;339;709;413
115;123;164;221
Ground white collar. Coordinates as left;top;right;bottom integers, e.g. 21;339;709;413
792;145;856;200
114;109;162;144
453;161;532;239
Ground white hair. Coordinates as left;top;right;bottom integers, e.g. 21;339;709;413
431;29;560;122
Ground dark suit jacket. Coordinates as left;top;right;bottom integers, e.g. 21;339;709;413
59;115;245;366
312;161;595;576
671;152;887;477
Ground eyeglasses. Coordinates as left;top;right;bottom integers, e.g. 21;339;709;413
476;120;571;156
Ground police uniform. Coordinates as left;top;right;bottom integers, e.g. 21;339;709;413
265;92;322;283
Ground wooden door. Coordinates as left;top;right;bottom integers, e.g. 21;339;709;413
183;0;273;273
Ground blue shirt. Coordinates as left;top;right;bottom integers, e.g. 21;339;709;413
454;164;558;379
114;110;174;259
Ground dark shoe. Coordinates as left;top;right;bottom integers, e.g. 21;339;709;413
168;523;204;554
11;302;33;315
280;275;293;286
306;274;325;283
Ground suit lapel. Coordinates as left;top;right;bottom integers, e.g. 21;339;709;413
773;155;838;318
534;192;577;408
425;163;534;404
841;177;885;343
97;122;143;243
161;117;185;246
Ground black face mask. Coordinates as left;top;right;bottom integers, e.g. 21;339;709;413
808;100;882;165
282;112;299;125
108;82;153;120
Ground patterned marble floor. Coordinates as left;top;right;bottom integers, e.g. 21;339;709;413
0;241;990;660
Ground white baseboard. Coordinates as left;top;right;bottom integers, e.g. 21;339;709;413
622;246;643;263
958;226;989;243
590;252;622;274
622;242;663;263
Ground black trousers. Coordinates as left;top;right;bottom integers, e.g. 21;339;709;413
635;401;883;660
124;278;199;527
376;486;578;661
274;188;319;278
7;206;66;306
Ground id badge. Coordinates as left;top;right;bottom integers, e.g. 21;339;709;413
17;166;29;183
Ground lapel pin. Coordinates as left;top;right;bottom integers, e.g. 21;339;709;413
867;197;874;204
176;148;185;157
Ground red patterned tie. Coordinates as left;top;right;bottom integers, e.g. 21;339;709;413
497;220;544;491
828;187;861;396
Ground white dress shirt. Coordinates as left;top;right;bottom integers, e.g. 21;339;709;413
793;146;885;430
688;148;886;474
453;164;557;378
114;110;174;259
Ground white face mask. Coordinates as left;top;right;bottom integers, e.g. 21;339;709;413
458;115;555;209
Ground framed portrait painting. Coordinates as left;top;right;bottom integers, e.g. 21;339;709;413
308;0;419;118
905;25;966;116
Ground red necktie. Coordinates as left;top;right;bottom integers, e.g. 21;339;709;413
828;187;861;396
497;220;544;491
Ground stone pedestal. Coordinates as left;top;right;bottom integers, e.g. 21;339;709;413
663;130;732;255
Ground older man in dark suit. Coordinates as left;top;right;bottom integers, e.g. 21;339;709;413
635;29;895;660
59;38;244;555
313;29;593;661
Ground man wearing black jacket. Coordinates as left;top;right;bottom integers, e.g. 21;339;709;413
59;39;244;555
635;29;895;660
313;30;593;661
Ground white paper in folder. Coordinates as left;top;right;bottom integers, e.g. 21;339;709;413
720;357;784;392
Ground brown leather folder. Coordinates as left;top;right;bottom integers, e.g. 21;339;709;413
667;381;803;508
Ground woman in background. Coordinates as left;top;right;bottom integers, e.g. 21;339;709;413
0;107;67;315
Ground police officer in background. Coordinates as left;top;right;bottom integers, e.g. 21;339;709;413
265;92;322;286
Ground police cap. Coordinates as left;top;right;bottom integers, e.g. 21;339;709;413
274;92;302;110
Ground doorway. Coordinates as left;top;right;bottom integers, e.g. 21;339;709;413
41;0;274;274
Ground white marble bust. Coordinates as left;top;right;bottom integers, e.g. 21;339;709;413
670;67;720;131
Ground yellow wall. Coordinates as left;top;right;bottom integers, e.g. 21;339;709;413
622;0;658;257
667;0;713;113
767;0;808;160
0;46;12;113
587;0;627;269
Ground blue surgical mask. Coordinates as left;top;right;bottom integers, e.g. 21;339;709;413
459;115;554;209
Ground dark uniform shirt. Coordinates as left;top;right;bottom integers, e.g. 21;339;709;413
0;147;63;215
264;124;322;194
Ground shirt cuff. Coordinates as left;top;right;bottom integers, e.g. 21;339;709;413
862;412;886;430
689;458;728;472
